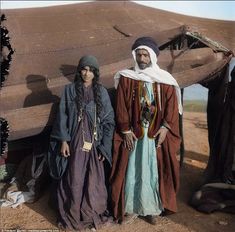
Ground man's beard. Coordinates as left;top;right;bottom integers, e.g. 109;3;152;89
138;62;151;70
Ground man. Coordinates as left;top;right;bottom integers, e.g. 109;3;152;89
110;37;182;225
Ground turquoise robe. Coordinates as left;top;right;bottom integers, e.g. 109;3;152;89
124;82;163;216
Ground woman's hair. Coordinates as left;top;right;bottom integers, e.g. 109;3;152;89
74;66;102;118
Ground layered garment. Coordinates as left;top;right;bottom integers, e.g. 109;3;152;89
110;76;181;221
125;83;163;216
49;84;115;230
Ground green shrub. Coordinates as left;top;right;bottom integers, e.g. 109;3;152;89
183;100;207;112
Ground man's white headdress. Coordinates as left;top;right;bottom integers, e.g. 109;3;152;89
114;44;183;114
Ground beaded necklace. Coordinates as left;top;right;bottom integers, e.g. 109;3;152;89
78;105;97;152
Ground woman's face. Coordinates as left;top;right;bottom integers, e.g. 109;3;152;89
80;66;94;85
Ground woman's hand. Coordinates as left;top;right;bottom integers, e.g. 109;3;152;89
61;141;70;157
154;127;168;148
98;154;105;162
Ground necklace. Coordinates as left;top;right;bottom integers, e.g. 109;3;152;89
141;83;156;124
79;105;97;152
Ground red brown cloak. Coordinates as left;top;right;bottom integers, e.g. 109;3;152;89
110;76;181;221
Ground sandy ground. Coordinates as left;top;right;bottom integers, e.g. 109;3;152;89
1;112;234;232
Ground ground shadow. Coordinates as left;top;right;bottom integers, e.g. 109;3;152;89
24;74;59;107
183;150;209;164
60;64;76;83
24;74;60;133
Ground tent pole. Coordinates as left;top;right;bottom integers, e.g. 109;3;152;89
180;88;185;167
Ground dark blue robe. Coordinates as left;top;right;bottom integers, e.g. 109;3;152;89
48;84;115;230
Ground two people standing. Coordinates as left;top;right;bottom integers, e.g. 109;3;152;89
49;36;181;230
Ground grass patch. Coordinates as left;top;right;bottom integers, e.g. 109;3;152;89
183;100;207;112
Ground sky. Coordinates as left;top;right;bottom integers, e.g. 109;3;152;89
1;1;235;21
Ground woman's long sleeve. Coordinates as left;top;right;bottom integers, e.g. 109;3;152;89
50;86;71;142
96;89;115;165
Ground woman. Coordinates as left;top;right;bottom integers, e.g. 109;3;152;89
49;55;115;231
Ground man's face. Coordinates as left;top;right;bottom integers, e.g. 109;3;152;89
135;49;151;70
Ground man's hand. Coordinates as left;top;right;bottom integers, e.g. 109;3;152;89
61;141;70;157
123;131;137;151
154;127;168;148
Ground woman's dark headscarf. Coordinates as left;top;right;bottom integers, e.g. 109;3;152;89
74;55;102;118
78;55;99;71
